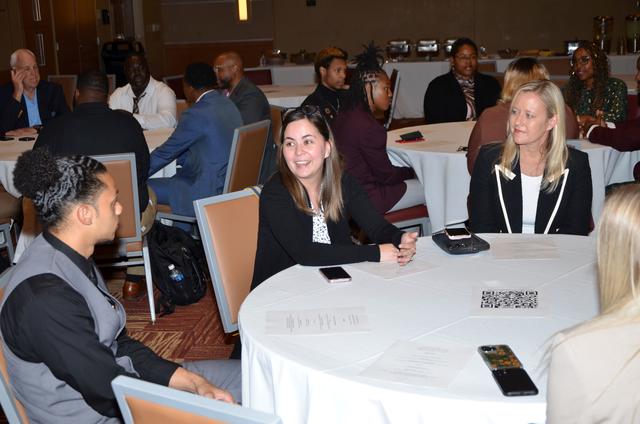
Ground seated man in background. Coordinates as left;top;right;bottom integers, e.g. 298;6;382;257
109;53;177;130
148;62;242;216
214;51;274;182
1;149;241;423
0;48;68;136
34;69;154;300
302;46;348;126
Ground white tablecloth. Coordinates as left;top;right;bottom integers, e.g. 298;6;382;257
240;234;598;424
386;123;640;233
259;84;315;108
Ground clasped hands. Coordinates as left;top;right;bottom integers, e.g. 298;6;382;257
379;231;418;265
577;110;605;138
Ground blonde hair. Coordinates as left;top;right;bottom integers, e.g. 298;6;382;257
500;58;550;103
597;185;640;315
499;80;568;193
277;108;344;222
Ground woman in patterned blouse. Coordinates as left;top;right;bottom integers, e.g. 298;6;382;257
563;41;627;124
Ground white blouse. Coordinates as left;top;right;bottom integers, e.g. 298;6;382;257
521;174;542;234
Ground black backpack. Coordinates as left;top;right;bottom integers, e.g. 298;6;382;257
146;223;207;315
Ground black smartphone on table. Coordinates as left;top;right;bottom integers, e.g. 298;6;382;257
319;266;352;284
478;345;539;396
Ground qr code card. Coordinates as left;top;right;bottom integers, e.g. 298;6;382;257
471;287;545;317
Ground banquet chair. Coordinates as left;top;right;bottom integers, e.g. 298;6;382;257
0;269;30;424
194;187;261;334
47;74;77;110
112;375;281;424
176;99;189;121
0;186;21;264
244;69;272;85
627;94;640;121
270;105;284;146
384;204;431;236
223;120;271;194
538;57;571;76
384;69;400;130
91;153;156;323
162;75;185;100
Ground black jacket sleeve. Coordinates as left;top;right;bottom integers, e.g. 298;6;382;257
558;150;592;235
343;174;404;246
469;144;501;233
0;87;23;133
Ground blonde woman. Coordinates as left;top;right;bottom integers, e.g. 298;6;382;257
467;58;579;174
546;184;640;423
469;80;592;235
251;105;417;288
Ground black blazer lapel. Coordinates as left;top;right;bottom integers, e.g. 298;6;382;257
534;170;568;234
499;164;523;233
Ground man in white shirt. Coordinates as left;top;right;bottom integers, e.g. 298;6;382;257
109;54;177;130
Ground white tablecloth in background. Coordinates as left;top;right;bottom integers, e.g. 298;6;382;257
258;84;315;108
386;123;640;232
240;234;598;424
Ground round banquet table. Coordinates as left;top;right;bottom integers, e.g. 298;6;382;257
239;234;599;424
259;84;315;108
386;123;640;233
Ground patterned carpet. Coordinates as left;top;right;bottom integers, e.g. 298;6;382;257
104;270;235;362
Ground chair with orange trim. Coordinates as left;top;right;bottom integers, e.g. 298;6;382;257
47;74;77;111
0;269;30;423
193;187;260;335
112;375;281;424
223;120;271;194
92;153;156;323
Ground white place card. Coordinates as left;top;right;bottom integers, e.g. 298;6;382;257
491;238;558;260
265;307;370;335
360;340;473;388
349;258;435;280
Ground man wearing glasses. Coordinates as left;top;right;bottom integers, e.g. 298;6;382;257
0;49;68;136
423;38;500;124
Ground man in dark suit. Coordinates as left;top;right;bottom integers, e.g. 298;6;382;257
34;69;153;300
423;38;500;124
0;49;68;136
149;62;242;216
301;46;348;126
214;51;274;182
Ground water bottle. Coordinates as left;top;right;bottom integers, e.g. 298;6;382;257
168;264;184;284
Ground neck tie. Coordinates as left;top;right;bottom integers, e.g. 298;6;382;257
132;92;146;114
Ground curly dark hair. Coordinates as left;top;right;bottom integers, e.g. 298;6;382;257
13;149;107;229
563;41;610;115
343;41;385;112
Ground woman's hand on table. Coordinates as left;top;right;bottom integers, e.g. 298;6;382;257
398;231;418;265
379;243;399;262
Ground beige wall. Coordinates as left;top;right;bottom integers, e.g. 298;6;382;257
161;0;274;43
273;0;637;57
0;0;24;72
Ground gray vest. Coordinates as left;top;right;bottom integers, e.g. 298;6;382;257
0;235;138;424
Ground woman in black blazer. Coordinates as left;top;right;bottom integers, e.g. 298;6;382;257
423;38;500;124
251;106;418;289
469;80;592;235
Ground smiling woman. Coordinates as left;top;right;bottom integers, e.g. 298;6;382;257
251;105;418;289
469;79;593;235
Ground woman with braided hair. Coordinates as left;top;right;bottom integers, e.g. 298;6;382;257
333;42;424;214
563;41;627;125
